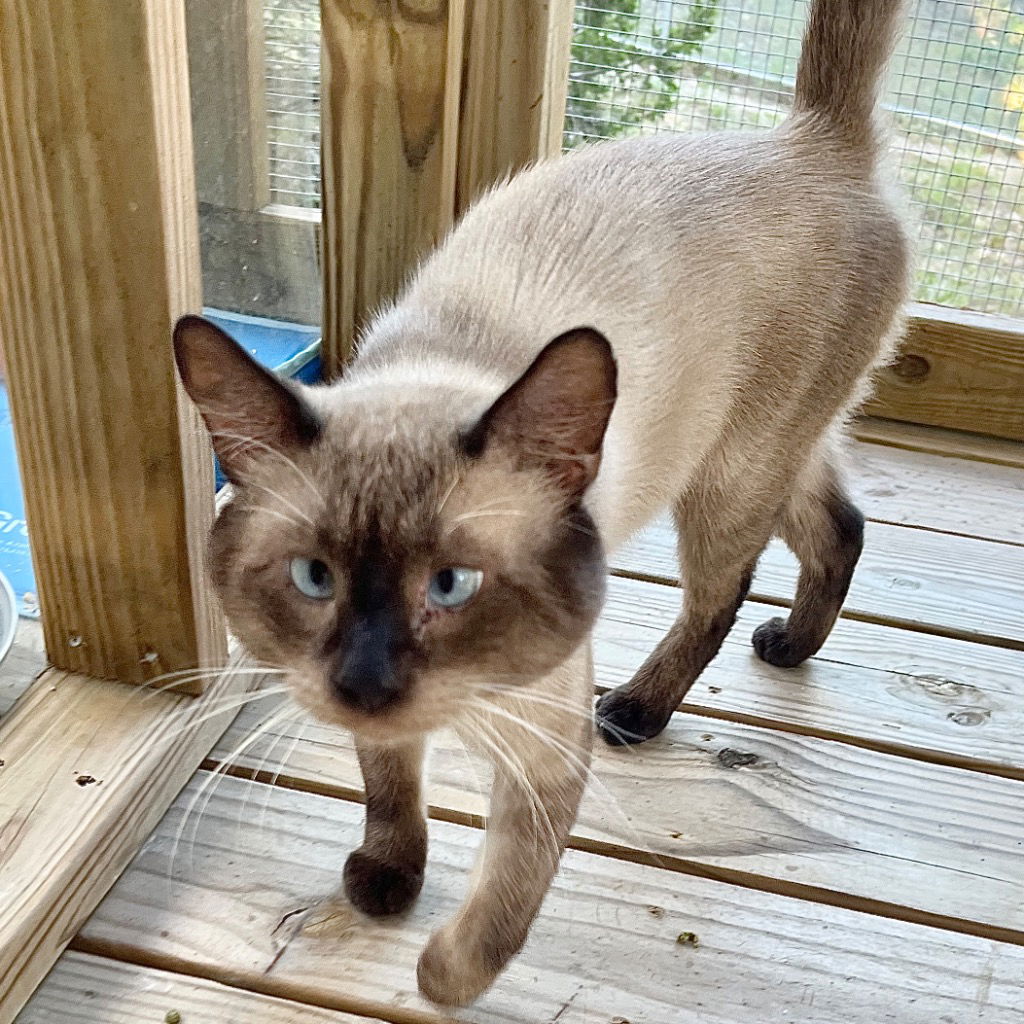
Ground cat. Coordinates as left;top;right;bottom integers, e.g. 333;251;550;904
175;0;911;1007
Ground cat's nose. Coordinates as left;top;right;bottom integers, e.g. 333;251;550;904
331;665;402;714
330;618;405;714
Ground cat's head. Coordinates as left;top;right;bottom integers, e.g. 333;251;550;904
174;316;617;741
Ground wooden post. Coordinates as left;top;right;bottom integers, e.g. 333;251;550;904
0;0;225;684
0;4;263;1017
319;0;467;377
456;0;575;215
186;0;271;211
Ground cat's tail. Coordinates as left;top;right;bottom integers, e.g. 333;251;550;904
791;0;907;156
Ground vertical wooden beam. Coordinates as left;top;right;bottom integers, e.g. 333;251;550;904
185;0;271;211
455;0;575;216
0;2;250;1012
319;0;467;378
0;0;225;686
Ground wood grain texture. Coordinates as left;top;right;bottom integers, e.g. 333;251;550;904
616;517;1024;648
185;0;270;210
456;0;575;214
0;663;260;1024
77;774;1024;1024
214;570;1024;786
16;952;375;1024
846;439;1024;544
199;202;322;324
598;576;1024;777
0;0;225;683
855;416;1024;470
866;303;1024;442
208;688;1024;942
320;0;466;376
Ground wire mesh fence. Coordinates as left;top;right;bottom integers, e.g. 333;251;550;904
264;0;320;209
260;0;1024;317
567;0;1024;317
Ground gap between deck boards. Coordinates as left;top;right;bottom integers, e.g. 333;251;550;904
609;559;1024;653
203;675;1024;788
68;775;1024;1024
856;516;1023;548
64;938;439;1024
855;417;1024;470
189;762;1024;951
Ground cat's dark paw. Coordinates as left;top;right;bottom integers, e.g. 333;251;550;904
595;687;672;746
751;617;807;668
343;848;423;917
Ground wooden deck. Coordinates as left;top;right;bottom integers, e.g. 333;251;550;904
11;420;1024;1023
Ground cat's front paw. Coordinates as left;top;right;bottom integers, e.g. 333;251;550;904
343;848;423;917
417;924;500;1007
595;686;672;746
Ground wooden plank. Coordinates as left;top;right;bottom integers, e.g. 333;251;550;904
198;202;321;325
320;0;466;377
616;517;1024;648
0;0;225;683
207;686;1024;943
185;0;270;210
599;576;1024;777
846;439;1024;545
855;416;1024;470
16;952;375;1024
456;0;575;214
866;303;1024;442
0;664;259;1023
77;774;1024;1023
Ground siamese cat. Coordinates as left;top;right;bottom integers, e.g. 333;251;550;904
175;0;911;1007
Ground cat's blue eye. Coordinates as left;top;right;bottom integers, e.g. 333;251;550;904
289;557;334;600
427;567;483;609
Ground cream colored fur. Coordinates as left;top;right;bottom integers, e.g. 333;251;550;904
339;0;912;1004
361;125;910;554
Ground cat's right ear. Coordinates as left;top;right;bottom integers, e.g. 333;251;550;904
173;314;320;484
463;327;617;498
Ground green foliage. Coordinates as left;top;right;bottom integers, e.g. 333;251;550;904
566;0;721;143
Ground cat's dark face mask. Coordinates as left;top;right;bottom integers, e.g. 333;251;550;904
174;314;616;740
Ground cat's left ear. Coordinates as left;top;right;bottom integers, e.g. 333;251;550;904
173;314;320;483
465;327;617;497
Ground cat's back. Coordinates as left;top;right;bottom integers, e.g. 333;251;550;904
410;126;906;340
462;127;892;246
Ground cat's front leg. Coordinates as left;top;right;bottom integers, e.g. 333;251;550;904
418;648;592;1006
345;736;428;917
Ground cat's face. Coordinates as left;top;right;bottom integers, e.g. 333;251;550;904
175;316;617;741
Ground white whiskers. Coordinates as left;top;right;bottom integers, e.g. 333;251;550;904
168;700;298;885
459;708;562;867
467;687;664;866
210;428;323;504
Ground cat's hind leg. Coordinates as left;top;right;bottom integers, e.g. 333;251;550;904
596;486;775;746
752;455;864;668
